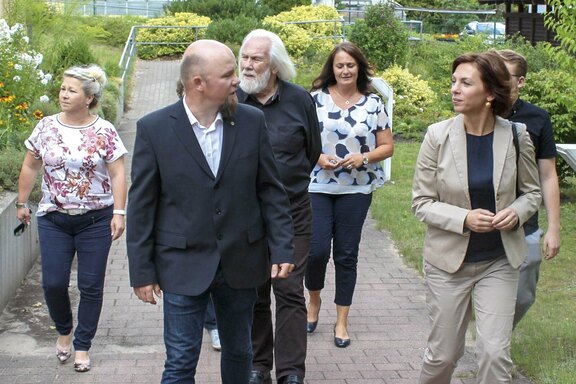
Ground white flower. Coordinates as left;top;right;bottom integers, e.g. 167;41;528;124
13;75;21;82
41;78;49;85
44;73;52;81
14;64;22;70
10;23;24;35
40;95;50;103
22;36;29;44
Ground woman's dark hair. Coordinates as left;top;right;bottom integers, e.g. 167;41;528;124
311;41;374;95
452;51;512;117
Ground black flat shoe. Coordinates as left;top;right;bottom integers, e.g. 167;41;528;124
306;320;318;333
333;326;350;348
306;298;321;333
334;336;351;348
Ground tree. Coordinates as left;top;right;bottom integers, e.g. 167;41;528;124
545;0;576;56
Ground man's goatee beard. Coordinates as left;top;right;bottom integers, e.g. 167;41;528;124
220;93;238;119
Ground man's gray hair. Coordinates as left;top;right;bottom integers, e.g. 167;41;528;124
240;29;296;81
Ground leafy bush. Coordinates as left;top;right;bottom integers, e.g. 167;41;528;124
376;65;441;139
522;68;576;183
46;38;98;83
164;0;269;21
349;4;409;71
83;16;147;48
137;13;211;59
0;145;42;201
260;0;310;15
205;16;262;47
0;19;54;149
263;5;342;60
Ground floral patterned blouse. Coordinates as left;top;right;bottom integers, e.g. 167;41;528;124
309;88;390;195
25;114;127;216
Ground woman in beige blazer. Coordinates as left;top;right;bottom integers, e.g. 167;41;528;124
412;51;541;384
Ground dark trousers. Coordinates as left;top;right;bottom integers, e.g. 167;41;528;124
305;193;371;306
162;268;258;384
37;206;113;351
251;193;311;379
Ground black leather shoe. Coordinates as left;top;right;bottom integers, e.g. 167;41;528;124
306;320;318;333
279;374;304;384
249;370;272;384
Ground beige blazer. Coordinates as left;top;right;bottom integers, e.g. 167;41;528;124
412;114;541;273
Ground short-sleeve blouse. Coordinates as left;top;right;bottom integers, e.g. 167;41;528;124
25;114;128;216
309;87;390;195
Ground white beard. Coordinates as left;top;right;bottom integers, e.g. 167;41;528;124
239;67;271;95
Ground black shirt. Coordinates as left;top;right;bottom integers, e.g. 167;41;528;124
465;132;505;263
237;80;322;200
507;98;557;235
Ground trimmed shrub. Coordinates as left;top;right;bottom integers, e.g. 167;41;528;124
263;5;342;60
205;16;263;47
136;13;211;60
164;0;269;21
376;65;440;139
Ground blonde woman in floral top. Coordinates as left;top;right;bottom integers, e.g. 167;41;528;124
305;42;394;348
16;65;127;373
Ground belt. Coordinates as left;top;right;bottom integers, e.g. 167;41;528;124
57;208;90;216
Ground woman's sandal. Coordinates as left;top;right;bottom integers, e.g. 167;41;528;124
74;358;91;373
55;341;72;363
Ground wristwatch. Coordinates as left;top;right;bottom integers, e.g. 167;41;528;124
15;201;29;209
362;156;369;165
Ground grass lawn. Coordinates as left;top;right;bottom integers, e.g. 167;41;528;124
371;141;576;383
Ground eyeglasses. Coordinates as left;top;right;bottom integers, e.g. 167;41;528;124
14;208;32;237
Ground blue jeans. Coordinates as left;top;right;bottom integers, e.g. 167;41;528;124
162;269;257;384
305;192;372;306
37;206;113;351
203;296;217;331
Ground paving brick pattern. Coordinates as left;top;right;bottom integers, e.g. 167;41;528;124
0;60;532;384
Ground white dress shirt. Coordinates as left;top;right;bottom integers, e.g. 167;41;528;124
183;97;224;176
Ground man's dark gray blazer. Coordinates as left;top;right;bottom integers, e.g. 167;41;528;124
127;100;294;295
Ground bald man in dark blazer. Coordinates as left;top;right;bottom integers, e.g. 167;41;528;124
127;40;294;384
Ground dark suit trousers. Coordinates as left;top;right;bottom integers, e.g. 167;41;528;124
251;194;311;379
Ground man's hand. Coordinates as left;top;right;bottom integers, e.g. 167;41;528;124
542;230;560;260
271;263;295;279
134;284;162;305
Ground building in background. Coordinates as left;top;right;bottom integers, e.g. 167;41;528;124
479;0;558;46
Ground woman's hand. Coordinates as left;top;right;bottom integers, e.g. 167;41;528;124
16;206;32;226
340;153;363;170
318;154;342;170
491;208;519;231
110;214;126;240
464;209;496;233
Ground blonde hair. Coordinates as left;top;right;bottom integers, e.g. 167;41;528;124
63;64;107;109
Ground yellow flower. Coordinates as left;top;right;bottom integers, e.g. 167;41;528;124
0;82;4;87
33;110;43;120
15;102;28;110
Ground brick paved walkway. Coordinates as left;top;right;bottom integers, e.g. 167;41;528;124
0;60;531;384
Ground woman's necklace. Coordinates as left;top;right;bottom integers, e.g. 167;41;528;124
331;87;357;105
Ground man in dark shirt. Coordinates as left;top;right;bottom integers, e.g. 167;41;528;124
496;49;561;327
237;29;321;384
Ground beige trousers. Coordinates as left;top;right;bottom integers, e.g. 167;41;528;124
419;256;519;384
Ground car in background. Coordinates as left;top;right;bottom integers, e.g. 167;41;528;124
460;21;506;43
